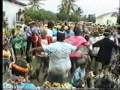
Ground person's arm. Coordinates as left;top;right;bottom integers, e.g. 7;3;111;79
93;40;102;47
113;41;119;52
30;47;44;53
9;47;16;69
74;46;80;52
11;47;16;63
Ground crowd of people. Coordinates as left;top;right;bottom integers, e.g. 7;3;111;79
2;20;120;89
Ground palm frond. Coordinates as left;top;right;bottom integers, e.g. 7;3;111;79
28;0;45;10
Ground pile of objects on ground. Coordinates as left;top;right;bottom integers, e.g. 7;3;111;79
43;81;75;89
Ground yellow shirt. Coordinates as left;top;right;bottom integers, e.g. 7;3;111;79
3;28;5;36
3;50;11;60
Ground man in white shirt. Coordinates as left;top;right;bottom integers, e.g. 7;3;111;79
30;31;81;82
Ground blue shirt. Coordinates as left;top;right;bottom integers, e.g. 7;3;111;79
65;30;74;38
71;67;86;87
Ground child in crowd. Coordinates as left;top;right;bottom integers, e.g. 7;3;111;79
71;60;86;88
3;41;12;74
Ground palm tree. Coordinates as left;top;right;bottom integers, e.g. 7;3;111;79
28;0;45;11
58;0;67;13
58;0;78;15
75;7;83;21
75;7;83;16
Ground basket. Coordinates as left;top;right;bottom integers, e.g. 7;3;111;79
12;63;29;75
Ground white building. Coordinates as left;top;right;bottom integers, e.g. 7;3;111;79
96;12;118;26
3;0;29;28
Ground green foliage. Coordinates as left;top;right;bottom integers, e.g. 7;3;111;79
69;14;79;22
24;0;96;22
57;0;82;22
56;13;68;21
57;7;83;22
29;0;45;10
24;8;57;21
117;15;120;25
80;15;88;21
87;14;96;23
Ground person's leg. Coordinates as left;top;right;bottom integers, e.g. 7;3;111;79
102;61;110;75
26;37;31;55
47;71;64;83
94;57;102;75
12;45;17;60
3;60;8;73
43;57;49;73
90;56;95;71
21;47;23;56
3;61;6;73
35;58;43;81
71;60;76;74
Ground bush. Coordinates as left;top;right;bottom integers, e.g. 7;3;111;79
24;8;57;21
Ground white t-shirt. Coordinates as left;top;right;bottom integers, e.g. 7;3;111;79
43;41;77;74
89;36;104;55
47;29;53;37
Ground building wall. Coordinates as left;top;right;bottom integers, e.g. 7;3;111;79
96;14;117;25
3;1;24;28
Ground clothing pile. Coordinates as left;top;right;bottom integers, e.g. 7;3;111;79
43;81;74;89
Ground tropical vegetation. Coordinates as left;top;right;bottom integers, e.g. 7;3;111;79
24;0;96;23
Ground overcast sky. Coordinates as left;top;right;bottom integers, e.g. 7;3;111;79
21;0;119;16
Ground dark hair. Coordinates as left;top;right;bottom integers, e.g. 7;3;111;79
60;25;65;32
74;28;81;36
64;22;68;26
57;31;65;41
104;29;110;37
73;24;81;36
84;35;89;41
48;21;54;29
